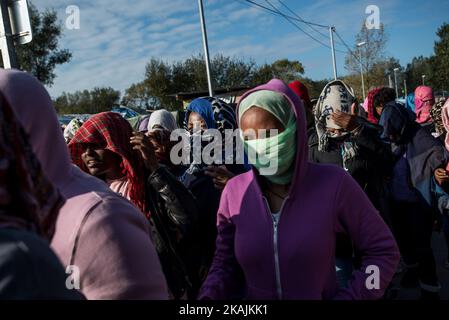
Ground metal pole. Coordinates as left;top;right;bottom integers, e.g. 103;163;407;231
394;70;399;98
329;26;337;80
359;50;366;100
197;0;213;97
404;79;407;98
388;74;393;88
0;1;18;69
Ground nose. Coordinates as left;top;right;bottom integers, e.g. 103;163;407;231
83;146;96;158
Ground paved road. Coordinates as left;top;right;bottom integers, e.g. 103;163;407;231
393;232;449;300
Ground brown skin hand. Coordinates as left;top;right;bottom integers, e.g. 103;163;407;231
434;168;449;186
240;106;290;213
130;132;160;173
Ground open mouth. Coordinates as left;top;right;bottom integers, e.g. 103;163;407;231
86;160;102;168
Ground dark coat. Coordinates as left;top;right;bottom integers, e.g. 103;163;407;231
146;165;201;299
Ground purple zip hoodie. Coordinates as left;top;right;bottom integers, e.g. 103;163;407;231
199;79;399;300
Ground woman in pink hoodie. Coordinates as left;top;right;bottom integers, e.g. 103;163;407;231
199;79;399;300
0;69;168;300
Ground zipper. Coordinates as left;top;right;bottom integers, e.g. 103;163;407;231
263;196;288;300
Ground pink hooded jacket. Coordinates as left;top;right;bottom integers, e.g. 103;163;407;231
0;69;168;300
199;79;399;300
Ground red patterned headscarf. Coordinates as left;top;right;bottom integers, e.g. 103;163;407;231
0;93;64;240
68;112;146;213
366;87;383;124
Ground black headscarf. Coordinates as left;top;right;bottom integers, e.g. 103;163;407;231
379;101;418;145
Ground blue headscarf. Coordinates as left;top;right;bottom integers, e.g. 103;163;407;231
406;93;415;112
185;98;216;130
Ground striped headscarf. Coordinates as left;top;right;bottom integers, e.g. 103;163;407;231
0;93;64;240
181;97;238;183
68;112;146;213
184;97;237;133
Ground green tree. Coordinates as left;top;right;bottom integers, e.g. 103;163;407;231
345;22;389;96
54;87;120;114
122;55;305;111
431;23;449;91
252;59;305;85
405;56;434;92
4;2;72;86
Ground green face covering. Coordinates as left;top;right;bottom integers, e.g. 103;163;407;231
239;90;297;185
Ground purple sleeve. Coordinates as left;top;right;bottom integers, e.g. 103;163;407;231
198;189;245;300
333;173;400;300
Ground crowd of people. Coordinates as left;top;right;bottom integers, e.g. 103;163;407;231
1;67;449;300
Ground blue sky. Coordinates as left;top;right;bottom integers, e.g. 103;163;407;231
34;0;449;97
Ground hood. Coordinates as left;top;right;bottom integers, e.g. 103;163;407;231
414;86;434;124
148;109;178;132
0;69;72;188
237;79;308;195
185;97;217;130
379;101;418;144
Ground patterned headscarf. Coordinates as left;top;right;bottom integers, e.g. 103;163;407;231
314;80;356;151
68;112;146;213
184;97;237;133
430;97;447;138
181;97;237;183
366;87;383;124
63;117;85;143
440;99;449;151
0;94;64;240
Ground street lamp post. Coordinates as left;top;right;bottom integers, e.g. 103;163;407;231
394;68;399;99
357;41;366;100
197;0;214;97
0;1;18;68
329;26;337;80
422;74;426;86
404;79;407;98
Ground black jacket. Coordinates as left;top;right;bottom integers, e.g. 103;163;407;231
308;121;394;212
308;121;395;260
0;228;84;300
145;165;201;299
181;164;248;281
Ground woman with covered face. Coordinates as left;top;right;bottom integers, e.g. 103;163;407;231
309;82;395;283
379;101;446;299
0;93;83;299
199;79;399;300
179;97;248;281
68;111;202;299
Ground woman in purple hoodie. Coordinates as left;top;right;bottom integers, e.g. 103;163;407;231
199;79;400;300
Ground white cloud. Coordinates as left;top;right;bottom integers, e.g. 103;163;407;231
29;0;435;98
